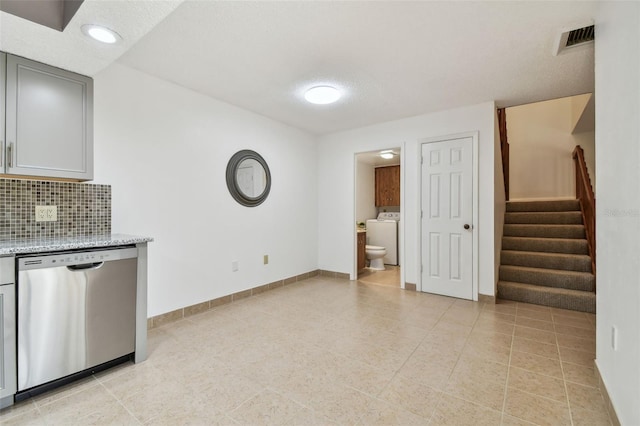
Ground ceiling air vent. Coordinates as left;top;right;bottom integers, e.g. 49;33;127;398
554;23;594;56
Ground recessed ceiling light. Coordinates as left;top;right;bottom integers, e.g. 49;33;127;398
304;86;341;105
81;24;122;44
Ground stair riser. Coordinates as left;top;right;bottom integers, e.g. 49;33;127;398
505;212;583;225
497;283;595;313
503;225;586;239
501;251;592;273
499;266;595;292
506;200;581;212
502;237;589;255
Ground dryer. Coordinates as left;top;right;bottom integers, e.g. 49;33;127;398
366;212;400;265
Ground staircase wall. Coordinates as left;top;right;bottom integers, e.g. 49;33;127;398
507;95;595;200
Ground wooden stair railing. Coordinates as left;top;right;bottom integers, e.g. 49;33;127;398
497;108;509;201
573;145;596;274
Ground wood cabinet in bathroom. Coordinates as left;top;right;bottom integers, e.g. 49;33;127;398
357;232;366;271
375;165;400;206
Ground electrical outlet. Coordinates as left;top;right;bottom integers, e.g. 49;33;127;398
232;261;239;272
35;205;57;222
263;255;269;265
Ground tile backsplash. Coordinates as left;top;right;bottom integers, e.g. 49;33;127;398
0;178;111;241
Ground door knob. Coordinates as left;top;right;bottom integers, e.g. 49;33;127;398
464;224;471;230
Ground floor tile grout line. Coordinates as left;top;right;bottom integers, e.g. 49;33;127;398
95;380;144;425
558;332;576;426
500;307;517;425
436;390;504;418
375;298;451;399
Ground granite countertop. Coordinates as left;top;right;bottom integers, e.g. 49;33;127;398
0;234;153;256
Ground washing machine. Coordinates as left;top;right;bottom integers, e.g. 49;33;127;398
366;212;400;265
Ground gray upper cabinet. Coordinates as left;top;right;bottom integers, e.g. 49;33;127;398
0;53;5;173
2;53;93;180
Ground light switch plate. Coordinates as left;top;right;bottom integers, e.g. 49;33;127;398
263;255;269;265
35;205;57;222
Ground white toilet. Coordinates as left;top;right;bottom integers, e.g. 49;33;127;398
365;245;387;270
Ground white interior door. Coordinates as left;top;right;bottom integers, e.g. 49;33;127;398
421;137;474;299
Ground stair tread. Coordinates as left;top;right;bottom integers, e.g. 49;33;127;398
497;281;595;313
498;281;595;296
500;250;592;273
500;264;594;277
501;250;591;259
502;224;586;239
505;211;583;225
504;224;585;228
506;212;582;217
502;236;588;243
506;200;581;212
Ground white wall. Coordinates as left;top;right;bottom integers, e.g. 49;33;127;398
594;2;640;424
355;159;376;225
317;102;497;296
93;63;318;317
507;95;595;200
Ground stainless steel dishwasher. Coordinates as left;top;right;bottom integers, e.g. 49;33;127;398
16;246;138;393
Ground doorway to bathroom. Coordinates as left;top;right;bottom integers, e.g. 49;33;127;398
354;147;403;288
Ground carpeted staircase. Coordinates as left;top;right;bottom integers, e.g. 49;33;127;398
497;199;596;313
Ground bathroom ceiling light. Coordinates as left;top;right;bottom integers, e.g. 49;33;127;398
380;150;395;159
304;86;341;105
81;24;122;44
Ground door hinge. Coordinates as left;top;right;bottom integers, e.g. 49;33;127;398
421;210;423;219
421;264;423;273
421;156;424;165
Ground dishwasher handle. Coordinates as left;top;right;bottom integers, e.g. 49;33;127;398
66;262;104;271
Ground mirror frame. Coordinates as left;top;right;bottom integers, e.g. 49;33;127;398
225;150;271;207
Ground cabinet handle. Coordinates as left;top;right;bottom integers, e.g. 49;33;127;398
7;143;13;168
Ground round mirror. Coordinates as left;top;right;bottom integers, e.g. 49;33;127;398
226;150;271;207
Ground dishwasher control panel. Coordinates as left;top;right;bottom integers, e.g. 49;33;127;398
18;247;138;270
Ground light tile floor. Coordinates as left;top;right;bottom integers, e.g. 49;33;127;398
0;276;610;425
357;266;400;288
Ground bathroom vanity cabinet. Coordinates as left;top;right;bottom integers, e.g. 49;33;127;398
375;165;400;207
357;232;366;270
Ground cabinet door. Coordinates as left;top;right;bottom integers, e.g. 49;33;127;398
0;53;5;171
357;233;366;270
5;54;93;180
388;165;400;205
375;166;400;206
0;283;16;405
375;167;389;206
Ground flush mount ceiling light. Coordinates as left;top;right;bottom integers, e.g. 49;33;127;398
380;150;395;159
304;86;341;105
81;24;122;44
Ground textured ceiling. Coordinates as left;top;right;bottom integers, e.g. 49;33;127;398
0;0;183;76
2;1;597;135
